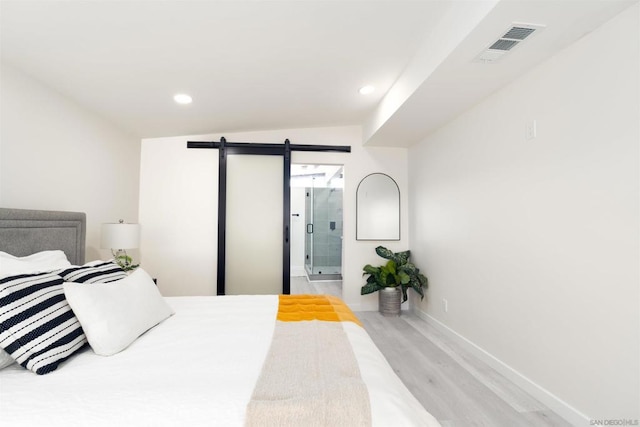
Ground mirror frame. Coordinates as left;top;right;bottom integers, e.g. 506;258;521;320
356;173;400;241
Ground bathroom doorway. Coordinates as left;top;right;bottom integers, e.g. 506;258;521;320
290;164;343;296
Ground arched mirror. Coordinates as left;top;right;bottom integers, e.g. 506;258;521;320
356;173;400;240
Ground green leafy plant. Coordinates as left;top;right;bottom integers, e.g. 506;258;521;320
361;246;428;303
114;254;139;272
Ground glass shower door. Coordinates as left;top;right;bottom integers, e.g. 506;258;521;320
304;180;343;280
304;187;314;276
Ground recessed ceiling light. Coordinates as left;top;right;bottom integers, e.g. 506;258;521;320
174;94;193;104
359;85;375;95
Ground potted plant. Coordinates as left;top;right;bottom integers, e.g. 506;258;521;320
113;253;139;272
361;246;428;316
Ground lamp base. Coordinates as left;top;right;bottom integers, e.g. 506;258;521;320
111;249;139;272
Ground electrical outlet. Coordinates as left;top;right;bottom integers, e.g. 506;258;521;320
442;298;448;313
525;120;537;140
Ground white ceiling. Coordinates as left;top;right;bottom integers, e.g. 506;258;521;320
1;0;636;145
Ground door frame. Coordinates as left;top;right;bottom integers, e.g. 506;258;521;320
187;138;350;295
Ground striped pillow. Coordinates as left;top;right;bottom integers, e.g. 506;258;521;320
0;272;87;374
56;261;127;283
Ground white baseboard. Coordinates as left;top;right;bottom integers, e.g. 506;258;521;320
347;297;410;313
412;307;588;426
290;266;306;277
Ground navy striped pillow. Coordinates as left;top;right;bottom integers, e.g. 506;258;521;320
0;272;87;374
57;261;127;283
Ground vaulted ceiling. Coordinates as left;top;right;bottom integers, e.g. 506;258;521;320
1;0;635;146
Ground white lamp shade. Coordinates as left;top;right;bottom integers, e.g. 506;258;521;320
101;223;140;249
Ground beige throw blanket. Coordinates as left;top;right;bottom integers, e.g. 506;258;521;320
245;320;372;427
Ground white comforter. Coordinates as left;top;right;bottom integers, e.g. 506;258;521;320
0;296;439;426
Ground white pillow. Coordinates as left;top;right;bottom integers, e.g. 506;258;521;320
63;268;174;356
0;250;72;276
0;349;15;370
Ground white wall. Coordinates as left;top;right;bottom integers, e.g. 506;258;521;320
139;126;409;309
409;4;639;422
0;63;141;260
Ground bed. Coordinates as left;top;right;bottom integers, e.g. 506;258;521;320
0;208;440;427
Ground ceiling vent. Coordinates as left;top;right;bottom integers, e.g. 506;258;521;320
475;23;545;63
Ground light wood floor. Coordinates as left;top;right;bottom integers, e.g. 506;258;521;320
291;276;572;427
290;275;342;298
357;311;571;427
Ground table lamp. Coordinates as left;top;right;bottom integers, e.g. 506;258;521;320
101;220;140;271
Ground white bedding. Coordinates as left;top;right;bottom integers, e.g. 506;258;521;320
0;296;439;427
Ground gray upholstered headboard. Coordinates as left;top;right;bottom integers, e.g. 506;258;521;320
0;208;86;265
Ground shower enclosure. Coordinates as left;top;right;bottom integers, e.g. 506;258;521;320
305;184;343;280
